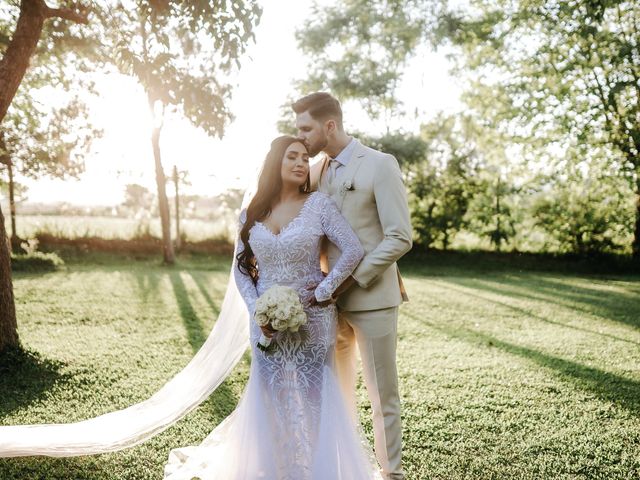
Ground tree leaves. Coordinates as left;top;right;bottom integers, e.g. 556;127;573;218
103;0;260;135
296;0;435;116
3;93;100;180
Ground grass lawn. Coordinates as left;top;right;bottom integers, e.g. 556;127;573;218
1;253;639;479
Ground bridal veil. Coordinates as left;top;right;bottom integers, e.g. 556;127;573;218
0;185;258;457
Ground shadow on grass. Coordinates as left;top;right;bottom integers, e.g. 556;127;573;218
168;270;242;419
169;271;208;353
520;276;640;328
471;275;640;329
133;269;162;307
0;347;69;419
437;278;640;345
188;272;221;317
484;334;640;414
404;309;640;415
0;456;107;480
0;346;242;480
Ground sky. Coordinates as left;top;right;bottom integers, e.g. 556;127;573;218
19;0;462;207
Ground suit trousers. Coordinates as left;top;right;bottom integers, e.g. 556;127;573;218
336;306;404;480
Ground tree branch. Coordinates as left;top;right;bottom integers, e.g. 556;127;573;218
43;4;89;24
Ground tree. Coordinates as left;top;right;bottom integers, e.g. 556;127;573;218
169;165;190;250
0;0;261;350
217;188;244;213
464;166;519;251
461;126;527;252
412;116;481;248
0;0;91;352
0;132;18;247
297;0;433;117
122;183;154;213
0;170;28;240
363;131;429;169
531;161;634;254
363;118;481;249
0;1;91;122
1;93;98;249
108;1;261;263
438;0;640;256
299;0;640;257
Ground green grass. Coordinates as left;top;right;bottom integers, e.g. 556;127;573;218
1;253;639;479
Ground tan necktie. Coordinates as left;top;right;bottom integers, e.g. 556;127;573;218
326;157;339;185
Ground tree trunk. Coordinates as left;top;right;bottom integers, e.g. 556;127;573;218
7;157;19;250
633;184;640;260
151;125;175;264
495;176;502;252
173;165;181;252
0;0;89;354
0;0;45;353
0;202;18;352
0;0;47;124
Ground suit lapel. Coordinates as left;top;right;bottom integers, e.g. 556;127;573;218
318;139;367;209
334;140;366;210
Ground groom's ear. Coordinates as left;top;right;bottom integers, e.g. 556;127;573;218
325;118;337;135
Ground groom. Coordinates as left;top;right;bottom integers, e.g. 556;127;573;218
293;92;412;480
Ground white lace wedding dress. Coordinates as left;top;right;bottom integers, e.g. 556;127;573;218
164;191;379;480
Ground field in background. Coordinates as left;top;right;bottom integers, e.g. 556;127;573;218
5;215;236;243
4;211;635;255
4;214;534;252
0;254;638;479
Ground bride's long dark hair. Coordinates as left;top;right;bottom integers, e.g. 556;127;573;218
236;135;311;284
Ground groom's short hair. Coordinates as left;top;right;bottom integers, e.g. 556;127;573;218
292;92;343;129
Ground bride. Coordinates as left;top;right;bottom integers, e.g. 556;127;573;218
0;135;378;480
164;135;377;479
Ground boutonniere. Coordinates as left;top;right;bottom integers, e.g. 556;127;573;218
340;180;355;195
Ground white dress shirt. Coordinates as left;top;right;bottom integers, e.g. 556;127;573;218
329;137;357;181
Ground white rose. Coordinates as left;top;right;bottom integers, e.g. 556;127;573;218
272;317;288;331
254;312;269;327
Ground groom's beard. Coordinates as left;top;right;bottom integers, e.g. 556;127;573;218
306;137;328;157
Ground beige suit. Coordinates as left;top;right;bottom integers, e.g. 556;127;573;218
316;139;412;480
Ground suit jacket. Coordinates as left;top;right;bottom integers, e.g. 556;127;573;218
316;139;412;312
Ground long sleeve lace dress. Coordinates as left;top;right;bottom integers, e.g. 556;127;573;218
164;191;378;480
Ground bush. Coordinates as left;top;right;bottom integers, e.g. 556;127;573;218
531;174;634;255
11;251;64;272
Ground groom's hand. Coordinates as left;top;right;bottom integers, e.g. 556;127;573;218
309;296;333;308
333;275;356;298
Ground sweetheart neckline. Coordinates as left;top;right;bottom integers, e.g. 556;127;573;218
255;193;316;237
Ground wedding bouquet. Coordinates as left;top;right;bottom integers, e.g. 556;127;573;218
254;285;307;351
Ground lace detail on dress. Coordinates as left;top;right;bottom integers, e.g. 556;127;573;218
245;192;363;301
315;196;364;301
234;192;364;479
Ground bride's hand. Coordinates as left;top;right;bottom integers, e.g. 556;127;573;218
260;325;276;338
300;282;333;308
300;282;319;308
